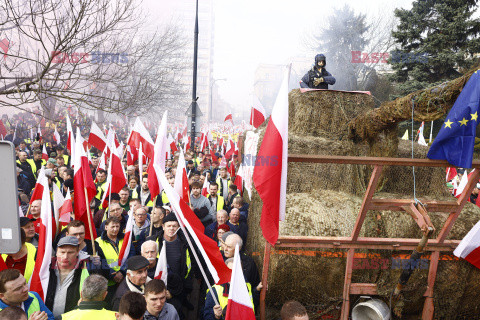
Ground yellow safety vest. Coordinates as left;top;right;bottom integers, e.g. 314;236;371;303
61;308;116;320
161;190;169;205
62;154;69;166
95;237;123;285
0;292;40;318
2;243;36;283
131;189;154;207
215;177;232;196
207;194;224;211
208;283;254;311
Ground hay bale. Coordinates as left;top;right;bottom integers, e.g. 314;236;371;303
289;89;375;139
247;191;480;319
246;89;480;319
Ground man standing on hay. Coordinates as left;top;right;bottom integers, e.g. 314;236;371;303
300;54;336;89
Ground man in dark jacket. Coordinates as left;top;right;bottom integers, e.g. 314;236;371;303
300;54;336;89
45;236;89;318
111;256;150;311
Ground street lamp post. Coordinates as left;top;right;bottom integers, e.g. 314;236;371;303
209;78;226;122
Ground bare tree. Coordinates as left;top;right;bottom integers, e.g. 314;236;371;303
0;0;188;120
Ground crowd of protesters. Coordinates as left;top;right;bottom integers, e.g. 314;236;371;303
0;110;276;320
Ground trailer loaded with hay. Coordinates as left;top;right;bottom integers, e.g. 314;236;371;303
244;66;480;320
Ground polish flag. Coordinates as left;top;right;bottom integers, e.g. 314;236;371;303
154;240;168;286
73;128;97;240
95;151;107;176
174;150;190;201
234;165;244;196
89;122;107;152
42;144;48;161
250;96;266;129
0;120;7;138
228;159;236;178
454;219;480;269
224;114;233;125
169;134;178;155
201;175;210;197
66;115;75;161
52;183;66;236
446;167;457;182
59;190;73;224
29;168;53;300
455;170;471;198
209;143;218;162
154;165;231;284
183;136;191;152
53;127;61;145
225;139;235;160
225;244;256;320
127;145;138;166
128;117;155;159
101;133;127;208
417;121;428;146
253;65;290;246
147;111;168;200
117;212;134;267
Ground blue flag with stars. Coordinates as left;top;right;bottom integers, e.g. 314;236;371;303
427;70;480;168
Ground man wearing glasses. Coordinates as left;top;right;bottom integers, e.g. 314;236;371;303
132;207;150;255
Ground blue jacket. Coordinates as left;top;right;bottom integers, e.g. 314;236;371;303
0;291;54;320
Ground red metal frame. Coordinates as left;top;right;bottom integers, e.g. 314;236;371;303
259;155;480;320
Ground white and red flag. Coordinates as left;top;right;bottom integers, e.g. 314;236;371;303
174;149;190;201
29;167;53;300
66;115;75;161
52;183;70;236
101;131;127;208
234;164;244;196
446;167;457;182
42;144;48;161
53;127;61;145
250;96;266;129
224;114;233;125
417;121;428;146
128;117;155;159
201;175;210;197
73;128;97;240
454;219;480;269
89;121;107;152
154;165;231;284
154;240;168;286
253;65;290;246
455;170;474;198
127;145;138;166
147;111;168;200
117;212;134;267
224;139;235;160
225;244;256;320
169;134;178;155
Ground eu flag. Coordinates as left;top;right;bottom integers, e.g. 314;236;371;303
427;70;480;168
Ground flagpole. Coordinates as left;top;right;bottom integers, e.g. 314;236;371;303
149;196;157;237
108;149;113;213
84;188;97;256
429;120;434;143
174;214;220;306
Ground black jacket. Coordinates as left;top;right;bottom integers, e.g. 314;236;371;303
301;66;336;89
45;264;87;315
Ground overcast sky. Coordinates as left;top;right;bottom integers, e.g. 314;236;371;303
144;0;414;114
213;0;414;112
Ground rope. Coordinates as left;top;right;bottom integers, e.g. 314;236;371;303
411;98;424;206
